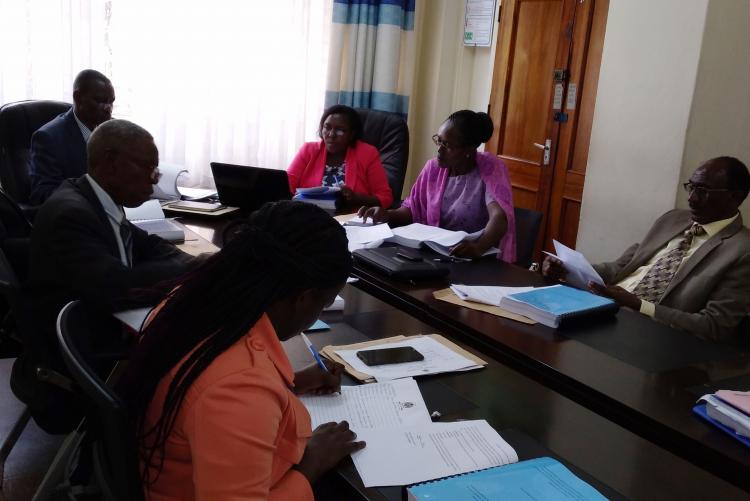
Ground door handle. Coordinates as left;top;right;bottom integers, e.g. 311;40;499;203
533;139;552;165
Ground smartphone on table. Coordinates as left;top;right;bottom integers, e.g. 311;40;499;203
356;346;424;366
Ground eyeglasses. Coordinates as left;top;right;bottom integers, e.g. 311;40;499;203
432;134;457;150
322;125;348;137
683;182;731;197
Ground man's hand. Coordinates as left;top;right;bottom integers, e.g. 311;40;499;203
294;360;343;395
588;282;641;310
358;205;389;224
541;255;568;282
295;421;366;483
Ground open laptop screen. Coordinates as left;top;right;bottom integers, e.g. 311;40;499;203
210;162;292;211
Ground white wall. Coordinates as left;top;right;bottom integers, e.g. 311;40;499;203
576;0;709;262
405;0;500;197
675;0;750;219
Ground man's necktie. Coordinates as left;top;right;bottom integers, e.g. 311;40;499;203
119;217;133;267
632;223;705;303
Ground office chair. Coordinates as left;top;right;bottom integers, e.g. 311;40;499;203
0;100;72;219
514;207;543;268
56;300;144;501
355;108;409;207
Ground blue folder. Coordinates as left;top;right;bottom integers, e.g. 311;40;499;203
406;457;606;500
692;403;750;449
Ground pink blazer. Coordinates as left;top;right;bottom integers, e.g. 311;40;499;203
286;140;394;208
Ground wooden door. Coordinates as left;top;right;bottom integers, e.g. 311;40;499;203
487;0;608;255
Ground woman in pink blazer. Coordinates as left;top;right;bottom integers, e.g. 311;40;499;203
287;105;393;209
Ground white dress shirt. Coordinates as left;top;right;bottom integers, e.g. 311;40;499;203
85;174;129;266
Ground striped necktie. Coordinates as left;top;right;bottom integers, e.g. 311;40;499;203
632;223;705;303
119;216;133;267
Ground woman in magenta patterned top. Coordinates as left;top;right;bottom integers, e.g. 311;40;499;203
360;110;516;261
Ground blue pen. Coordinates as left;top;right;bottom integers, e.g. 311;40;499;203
300;332;330;373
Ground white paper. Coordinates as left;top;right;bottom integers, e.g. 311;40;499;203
323;295;344;312
151;163;188;200
335;336;481;381
700;394;750;437
124;199;165;221
178;187;218;200
550;239;605;290
299;378;431;432
113;307;152;332
345;223;393;245
352;420;518;487
450;284;535;307
388;223;470;249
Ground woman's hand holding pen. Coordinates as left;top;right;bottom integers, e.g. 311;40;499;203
294;359;343;395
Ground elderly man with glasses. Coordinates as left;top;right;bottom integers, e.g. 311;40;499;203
543;156;750;343
15;119;198;433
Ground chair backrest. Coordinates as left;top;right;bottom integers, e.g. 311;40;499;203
56;301;144;501
0;100;72;205
0;189;32;282
514;207;543;268
355;108;409;207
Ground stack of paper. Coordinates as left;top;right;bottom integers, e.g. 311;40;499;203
450;284;534;307
343;221;394;252
498;284;617;328
696;390;750;444
124;200;185;242
299;378;518;488
433;289;536;324
386;223;497;260
321;334;486;383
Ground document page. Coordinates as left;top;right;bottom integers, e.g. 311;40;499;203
450;284;534;307
345;223;393;252
299;378;431;431
548;239;604;290
334;336;481;381
388;223;468;248
124;199;166;221
352;420;518;487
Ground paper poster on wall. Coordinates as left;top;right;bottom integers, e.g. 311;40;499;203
464;0;497;47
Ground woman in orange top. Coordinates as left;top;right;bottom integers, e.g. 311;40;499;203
119;201;365;500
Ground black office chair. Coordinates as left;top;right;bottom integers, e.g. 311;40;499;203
0;100;72;219
355;108;409;207
56;300;144;501
514;207;543;268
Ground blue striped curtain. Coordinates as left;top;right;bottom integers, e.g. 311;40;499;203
325;0;416;118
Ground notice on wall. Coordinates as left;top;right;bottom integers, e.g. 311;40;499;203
464;0;497;47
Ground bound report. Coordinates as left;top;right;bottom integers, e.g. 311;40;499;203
386;223;498;260
499;284;618;328
124;199;185;242
406;457;607;501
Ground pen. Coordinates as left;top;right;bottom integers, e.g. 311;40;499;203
300;332;330;373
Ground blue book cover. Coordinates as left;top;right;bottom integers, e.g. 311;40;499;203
508;285;615;317
692;403;750;449
407;457;607;500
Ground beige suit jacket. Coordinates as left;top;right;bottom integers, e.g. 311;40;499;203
594;209;750;343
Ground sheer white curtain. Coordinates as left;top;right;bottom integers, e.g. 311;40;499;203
0;0;332;188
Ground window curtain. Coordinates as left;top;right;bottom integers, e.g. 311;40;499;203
0;0;333;188
325;0;416;118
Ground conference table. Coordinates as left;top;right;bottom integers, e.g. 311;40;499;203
176;214;750;499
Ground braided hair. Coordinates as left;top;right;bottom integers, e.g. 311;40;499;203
445;110;494;149
119;200;352;487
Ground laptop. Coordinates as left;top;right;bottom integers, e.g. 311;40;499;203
209;162;292;211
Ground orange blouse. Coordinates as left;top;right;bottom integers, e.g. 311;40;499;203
143;313;314;501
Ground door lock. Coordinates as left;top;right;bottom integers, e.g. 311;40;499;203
533;139;552;165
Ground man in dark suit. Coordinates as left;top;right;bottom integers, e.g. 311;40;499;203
15;119;195;432
29;69;115;205
543;157;750;343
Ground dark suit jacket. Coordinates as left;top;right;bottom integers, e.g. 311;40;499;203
29;108;88;205
29;176;195;366
594;209;750;343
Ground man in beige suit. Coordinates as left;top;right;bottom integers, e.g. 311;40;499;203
543;156;750;343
